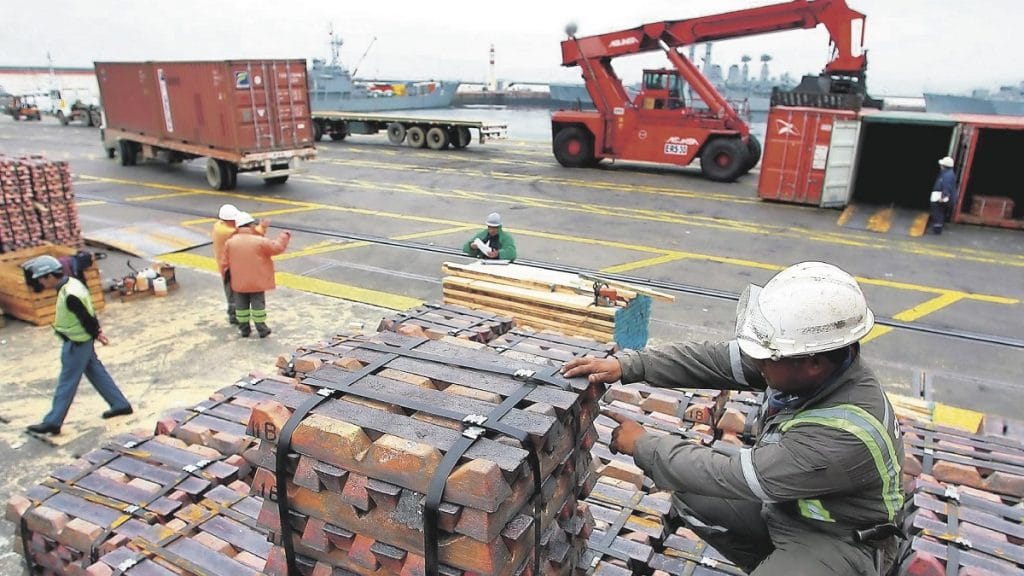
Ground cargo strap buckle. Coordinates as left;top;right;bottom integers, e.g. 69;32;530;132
462;414;488;439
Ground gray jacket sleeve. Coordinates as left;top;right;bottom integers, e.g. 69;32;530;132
633;421;884;502
617;341;765;392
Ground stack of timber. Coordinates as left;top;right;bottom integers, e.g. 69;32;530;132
245;331;603;576
0;155;82;253
0;244;105;325
378;302;514;343
5;432;258;575
486;328;618;367
86;483;270;576
900;420;1024;499
441;262;674;349
897;475;1024;575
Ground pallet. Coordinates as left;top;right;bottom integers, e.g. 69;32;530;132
5;432;251;575
248;331;603;576
0;244;105;325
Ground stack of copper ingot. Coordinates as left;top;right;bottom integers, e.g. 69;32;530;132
0;155;82;254
245;331;603;576
897;419;1024;575
377;302;515;343
5;431;270;575
485;328;619;368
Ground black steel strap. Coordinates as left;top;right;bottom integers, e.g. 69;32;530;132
173;376;262;429
585;488;645;570
395;303;498;338
275;336;428;576
424;379;542;576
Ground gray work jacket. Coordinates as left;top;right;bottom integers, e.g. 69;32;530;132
620;341;904;535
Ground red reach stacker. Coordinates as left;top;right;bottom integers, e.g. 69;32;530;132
551;0;875;182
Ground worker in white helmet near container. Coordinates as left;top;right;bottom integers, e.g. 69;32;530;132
462;212;516;261
929;156;957;235
563;262;903;575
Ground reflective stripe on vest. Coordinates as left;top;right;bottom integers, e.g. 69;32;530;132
54;278;94;342
780;404;903;522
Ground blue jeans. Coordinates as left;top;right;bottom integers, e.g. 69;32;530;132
42;339;130;427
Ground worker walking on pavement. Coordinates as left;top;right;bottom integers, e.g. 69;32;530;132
219;212;291;338
463;212;516;261
929;156;957;235
23;255;133;436
211;204;269;324
563;262;903;575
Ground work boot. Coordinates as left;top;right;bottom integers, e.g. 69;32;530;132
27;423;61;436
102;406;134;419
256;324;272;339
239;323;252;337
228;313;239;325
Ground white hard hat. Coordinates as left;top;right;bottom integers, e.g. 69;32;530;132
234;212;256;227
938;156;954;168
218;204;240;220
485;212;502;227
735;262;874;360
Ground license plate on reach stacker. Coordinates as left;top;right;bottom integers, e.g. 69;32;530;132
664;143;689;156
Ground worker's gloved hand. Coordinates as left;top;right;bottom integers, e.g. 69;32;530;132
602;409;646;456
561;357;622;384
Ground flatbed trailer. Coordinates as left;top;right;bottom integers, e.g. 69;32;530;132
311;112;507;149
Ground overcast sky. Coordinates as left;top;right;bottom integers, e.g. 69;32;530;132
2;1;1021;96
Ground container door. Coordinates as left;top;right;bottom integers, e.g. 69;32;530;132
820;119;861;208
951;124;970;220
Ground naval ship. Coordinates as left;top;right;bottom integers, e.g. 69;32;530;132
308;31;459;113
924;82;1024;117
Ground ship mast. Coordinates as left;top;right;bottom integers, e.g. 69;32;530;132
327;24;344;68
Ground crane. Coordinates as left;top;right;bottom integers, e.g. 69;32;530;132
551;0;874;182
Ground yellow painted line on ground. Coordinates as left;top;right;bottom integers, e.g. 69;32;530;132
601;253;689;274
273;240;352;261
76;200;106;207
861;292;969;344
180;206;321;226
157;252;420;310
127;190;208;202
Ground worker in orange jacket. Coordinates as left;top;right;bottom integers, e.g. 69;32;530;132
211;204;268;324
219;212;291;338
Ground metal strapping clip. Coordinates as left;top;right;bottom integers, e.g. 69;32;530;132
513;369;536;381
462;414;488;439
123;440;140;449
117;557;140;572
943;486;960;503
123;504;140;515
281;354;298;378
183;459;212;474
699;557;719;568
953;536;973;550
317;387;334;398
194;405;207;413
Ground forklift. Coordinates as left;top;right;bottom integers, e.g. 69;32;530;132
7;96;42;121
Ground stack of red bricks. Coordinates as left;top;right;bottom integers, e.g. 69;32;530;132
245;331;603;576
5;432;268;575
0;155;82;254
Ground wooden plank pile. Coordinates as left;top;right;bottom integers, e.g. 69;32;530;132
0;155;82;254
441;262;673;349
897;475;1024;575
244;331;604;576
0;244;105;325
377;302;514;343
5;431;258;575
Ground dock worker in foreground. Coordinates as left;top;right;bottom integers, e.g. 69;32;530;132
23;255;133;436
462;212;516;261
563;262;903;575
211;203;269;325
929;156;957;235
220;212;291;338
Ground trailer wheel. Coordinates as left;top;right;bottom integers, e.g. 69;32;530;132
312;121;323;142
57;111;69;126
426;127;450;150
386;122;406;145
118;140;137;166
406;126;427;148
225;163;238;190
700;138;747;182
105;146;116;159
205;158;236;190
743;135;762;173
450;126;472;149
329;121;348;141
553;126;594;168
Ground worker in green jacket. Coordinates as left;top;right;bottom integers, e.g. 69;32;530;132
563;262;903;575
23;255;133;436
463;212;516;261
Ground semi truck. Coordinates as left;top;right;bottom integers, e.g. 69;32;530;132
311;111;507;149
95;60;316;190
48;88;101;126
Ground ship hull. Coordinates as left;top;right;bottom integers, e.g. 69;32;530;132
310;81;460;113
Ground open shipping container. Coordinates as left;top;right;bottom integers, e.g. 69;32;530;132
951;114;1024;229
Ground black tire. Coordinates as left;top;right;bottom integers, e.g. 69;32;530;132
329;122;348;141
224;162;238;190
553;126;594;168
426;126;450;150
330;131;347;141
743;135;762;172
450;126;472;149
206;158;233;190
312;121;323;142
406;125;426;148
699;138;748;182
265;175;289;185
105;147;116;159
57;111;68;125
118;140;136;166
386;122;406;145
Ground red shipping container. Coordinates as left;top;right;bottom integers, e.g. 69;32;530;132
758;106;858;205
95;60;314;157
970;196;1014;220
